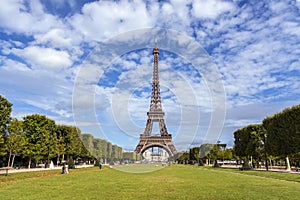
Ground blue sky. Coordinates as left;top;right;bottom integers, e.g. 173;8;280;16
0;0;299;151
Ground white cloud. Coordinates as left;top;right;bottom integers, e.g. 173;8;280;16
68;0;154;41
12;46;72;70
0;0;64;34
192;0;235;19
34;29;73;48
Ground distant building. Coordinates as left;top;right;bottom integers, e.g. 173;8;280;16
143;148;169;162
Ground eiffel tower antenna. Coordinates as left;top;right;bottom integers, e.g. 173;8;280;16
134;45;177;157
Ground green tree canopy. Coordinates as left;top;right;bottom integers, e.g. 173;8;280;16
0;95;13;156
0;95;12;135
7;118;26;167
233;124;263;158
263;104;300;157
23;114;55;168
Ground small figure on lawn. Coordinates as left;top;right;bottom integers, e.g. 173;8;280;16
61;163;65;174
99;162;102;170
65;163;69;174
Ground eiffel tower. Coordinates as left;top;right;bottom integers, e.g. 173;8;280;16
134;45;177;157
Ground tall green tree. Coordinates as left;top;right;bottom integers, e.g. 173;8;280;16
117;146;123;160
23;114;55;168
65;126;82;160
263;104;300;171
82;133;94;155
111;145;122;161
106;142;112;162
233;124;263;167
199;143;215;165
189;147;200;162
0;95;12;135
7;119;26;167
0;95;13;157
55;125;69;164
93;138;103;159
206;144;221;166
101;139;108;162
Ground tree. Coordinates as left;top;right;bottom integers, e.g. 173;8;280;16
101;139;108;162
117;146;123;160
176;152;190;164
111;145;122;161
233;124;263;167
55;125;68;165
0;95;12;157
0;95;12;135
223;148;233;160
206;144;221;167
263;104;300;171
93;138;103;159
198;143;214;165
122;152;137;162
7;119;26;167
106;142;112;163
65;126;82;160
23;114;55;168
112;144;117;161
82;133;94;155
189;147;200;163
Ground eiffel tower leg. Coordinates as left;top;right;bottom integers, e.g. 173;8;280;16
159;119;168;136
144;118;153;136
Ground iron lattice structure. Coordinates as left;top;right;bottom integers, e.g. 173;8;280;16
134;46;177;156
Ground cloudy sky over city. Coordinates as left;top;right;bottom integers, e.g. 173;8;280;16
0;0;299;151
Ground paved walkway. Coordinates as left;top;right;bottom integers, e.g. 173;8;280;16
221;164;300;174
1;164;94;175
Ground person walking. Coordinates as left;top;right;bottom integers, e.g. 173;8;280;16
61;163;65;174
65;163;69;174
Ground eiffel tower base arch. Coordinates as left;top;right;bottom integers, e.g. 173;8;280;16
135;135;177;157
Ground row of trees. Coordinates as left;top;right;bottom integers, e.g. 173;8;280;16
82;134;123;163
177;104;300;170
0;95;123;168
176;144;234;166
234;104;300;170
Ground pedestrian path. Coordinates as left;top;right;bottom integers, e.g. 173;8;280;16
1;164;94;175
221;164;300;174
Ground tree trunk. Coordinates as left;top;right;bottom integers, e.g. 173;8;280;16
7;150;12;167
243;156;250;167
286;155;291;171
28;156;32;169
269;159;272;169
57;154;60;166
10;154;16;168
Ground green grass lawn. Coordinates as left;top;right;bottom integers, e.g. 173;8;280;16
1;165;300;199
